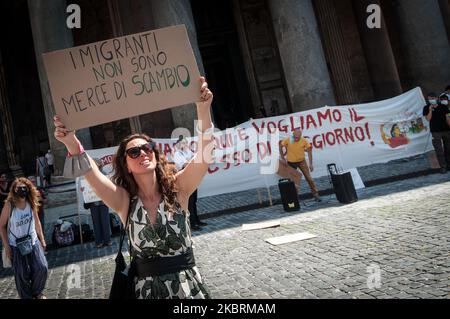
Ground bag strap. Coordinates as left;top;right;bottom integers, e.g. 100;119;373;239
118;196;135;254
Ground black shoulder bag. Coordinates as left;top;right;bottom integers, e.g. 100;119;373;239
109;199;137;299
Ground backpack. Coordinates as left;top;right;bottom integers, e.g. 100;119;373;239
52;222;75;247
71;223;94;244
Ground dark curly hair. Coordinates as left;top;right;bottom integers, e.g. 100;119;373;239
112;134;179;213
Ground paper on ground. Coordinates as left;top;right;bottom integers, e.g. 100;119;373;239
265;232;317;246
242;220;281;231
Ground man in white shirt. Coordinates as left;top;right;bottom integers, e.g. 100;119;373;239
173;136;207;231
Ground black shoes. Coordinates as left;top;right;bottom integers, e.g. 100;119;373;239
197;221;208;226
314;196;322;202
191;225;202;231
440;167;447;174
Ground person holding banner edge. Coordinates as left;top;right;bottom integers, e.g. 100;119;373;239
53;77;213;299
423;92;450;174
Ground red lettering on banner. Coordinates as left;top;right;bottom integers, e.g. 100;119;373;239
237;128;248;141
317;109;332;127
344;127;355;143
335;129;345;145
355;127;365;141
222;154;231;170
243;149;252;163
214;133;234;149
267;121;277;134
233;152;240;167
353;108;365;122
252;121;264;134
208;165;219;174
333;110;342;122
312;135;323;149
365;122;371;140
257;142;272;160
100;155;114;165
310;123;371;150
278;119;288;133
325;132;336;146
290;116;302;132
163;144;172;157
306;114;317;130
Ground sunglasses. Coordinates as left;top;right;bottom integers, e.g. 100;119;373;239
125;142;156;159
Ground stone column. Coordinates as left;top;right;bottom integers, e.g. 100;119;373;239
149;0;206;132
438;0;450;45
110;0;175;138
267;0;336;111
28;0;92;176
352;0;402;100
0;51;23;176
392;0;450;94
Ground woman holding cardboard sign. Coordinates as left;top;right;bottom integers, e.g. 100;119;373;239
53;77;214;299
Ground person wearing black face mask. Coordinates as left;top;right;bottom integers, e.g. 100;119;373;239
15;186;28;198
423;92;450;173
0;177;48;299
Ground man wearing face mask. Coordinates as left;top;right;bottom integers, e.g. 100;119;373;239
423;92;450;173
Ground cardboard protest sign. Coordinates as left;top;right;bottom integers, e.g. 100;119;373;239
43;25;200;130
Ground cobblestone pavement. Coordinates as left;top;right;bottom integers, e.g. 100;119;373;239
32;153;436;241
1;171;449;299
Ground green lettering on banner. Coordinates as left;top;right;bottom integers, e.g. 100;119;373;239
177;65;190;87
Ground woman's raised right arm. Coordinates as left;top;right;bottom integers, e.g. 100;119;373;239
53;116;129;221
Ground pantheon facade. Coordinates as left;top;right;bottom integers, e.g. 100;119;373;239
0;0;449;176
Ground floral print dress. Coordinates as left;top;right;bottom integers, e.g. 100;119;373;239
127;196;210;299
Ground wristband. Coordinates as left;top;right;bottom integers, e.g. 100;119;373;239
67;141;85;157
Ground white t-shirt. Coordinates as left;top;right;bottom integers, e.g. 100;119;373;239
8;202;38;247
45;152;54;165
173;149;194;171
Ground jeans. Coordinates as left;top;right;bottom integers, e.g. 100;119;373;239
90;204;111;245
